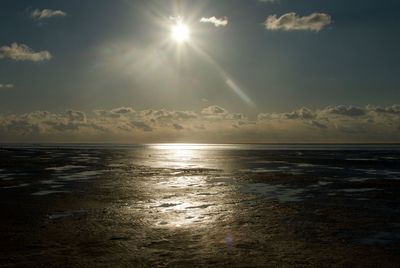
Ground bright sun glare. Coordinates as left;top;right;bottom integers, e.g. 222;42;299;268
171;22;189;43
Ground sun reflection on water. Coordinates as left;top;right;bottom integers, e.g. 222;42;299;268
146;173;234;228
150;143;214;150
145;144;211;169
128;144;237;228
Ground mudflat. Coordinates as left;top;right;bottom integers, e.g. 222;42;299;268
1;144;400;267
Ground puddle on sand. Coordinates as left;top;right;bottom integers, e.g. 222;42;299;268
240;183;306;202
58;170;103;181
3;183;30;189
348;177;371;182
47;210;87;220
0;173;15;179
46;165;86;172
347;158;378;161
1;176;15;181
359;232;400;246
40;179;61;185
107;163;126;168
31;190;69;196
341;188;379;193
318;181;333;186
239;168;281;173
296;163;321;168
354;169;400;176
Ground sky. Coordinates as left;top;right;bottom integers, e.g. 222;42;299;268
0;0;399;143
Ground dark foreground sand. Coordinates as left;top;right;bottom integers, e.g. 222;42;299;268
1;145;400;267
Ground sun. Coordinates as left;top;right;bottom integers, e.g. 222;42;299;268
171;22;189;43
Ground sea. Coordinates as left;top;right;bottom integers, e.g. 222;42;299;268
1;144;400;267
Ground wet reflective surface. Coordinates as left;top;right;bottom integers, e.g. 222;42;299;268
1;144;400;266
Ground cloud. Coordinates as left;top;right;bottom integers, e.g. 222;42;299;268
200;16;228;27
282;107;315;120
201;105;228;117
67;110;86;122
173;123;184;131
1;105;400;143
111;107;135;114
131;121;153;132
369;105;400;115
0;43;52;62
31;9;66;20
323;105;366;117
0;84;14;89
308;120;328;129
264;12;332;32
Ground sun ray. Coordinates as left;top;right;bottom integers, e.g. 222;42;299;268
187;42;256;107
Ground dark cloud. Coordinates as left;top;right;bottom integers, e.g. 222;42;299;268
309;120;328;129
173;123;184;131
131;121;153;132
324;105;366;117
44;121;80;132
369;105;400;115
67;110;86;122
110;107;135;114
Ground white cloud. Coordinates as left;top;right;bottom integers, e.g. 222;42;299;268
200;16;228;27
265;12;332;32
201;105;228;117
0;43;52;62
67;110;86;122
0;84;14;89
31;9;66;20
0;105;400;143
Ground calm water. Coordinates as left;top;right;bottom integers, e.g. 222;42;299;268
1;144;400;267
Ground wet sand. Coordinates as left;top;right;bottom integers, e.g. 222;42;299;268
1;144;400;267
